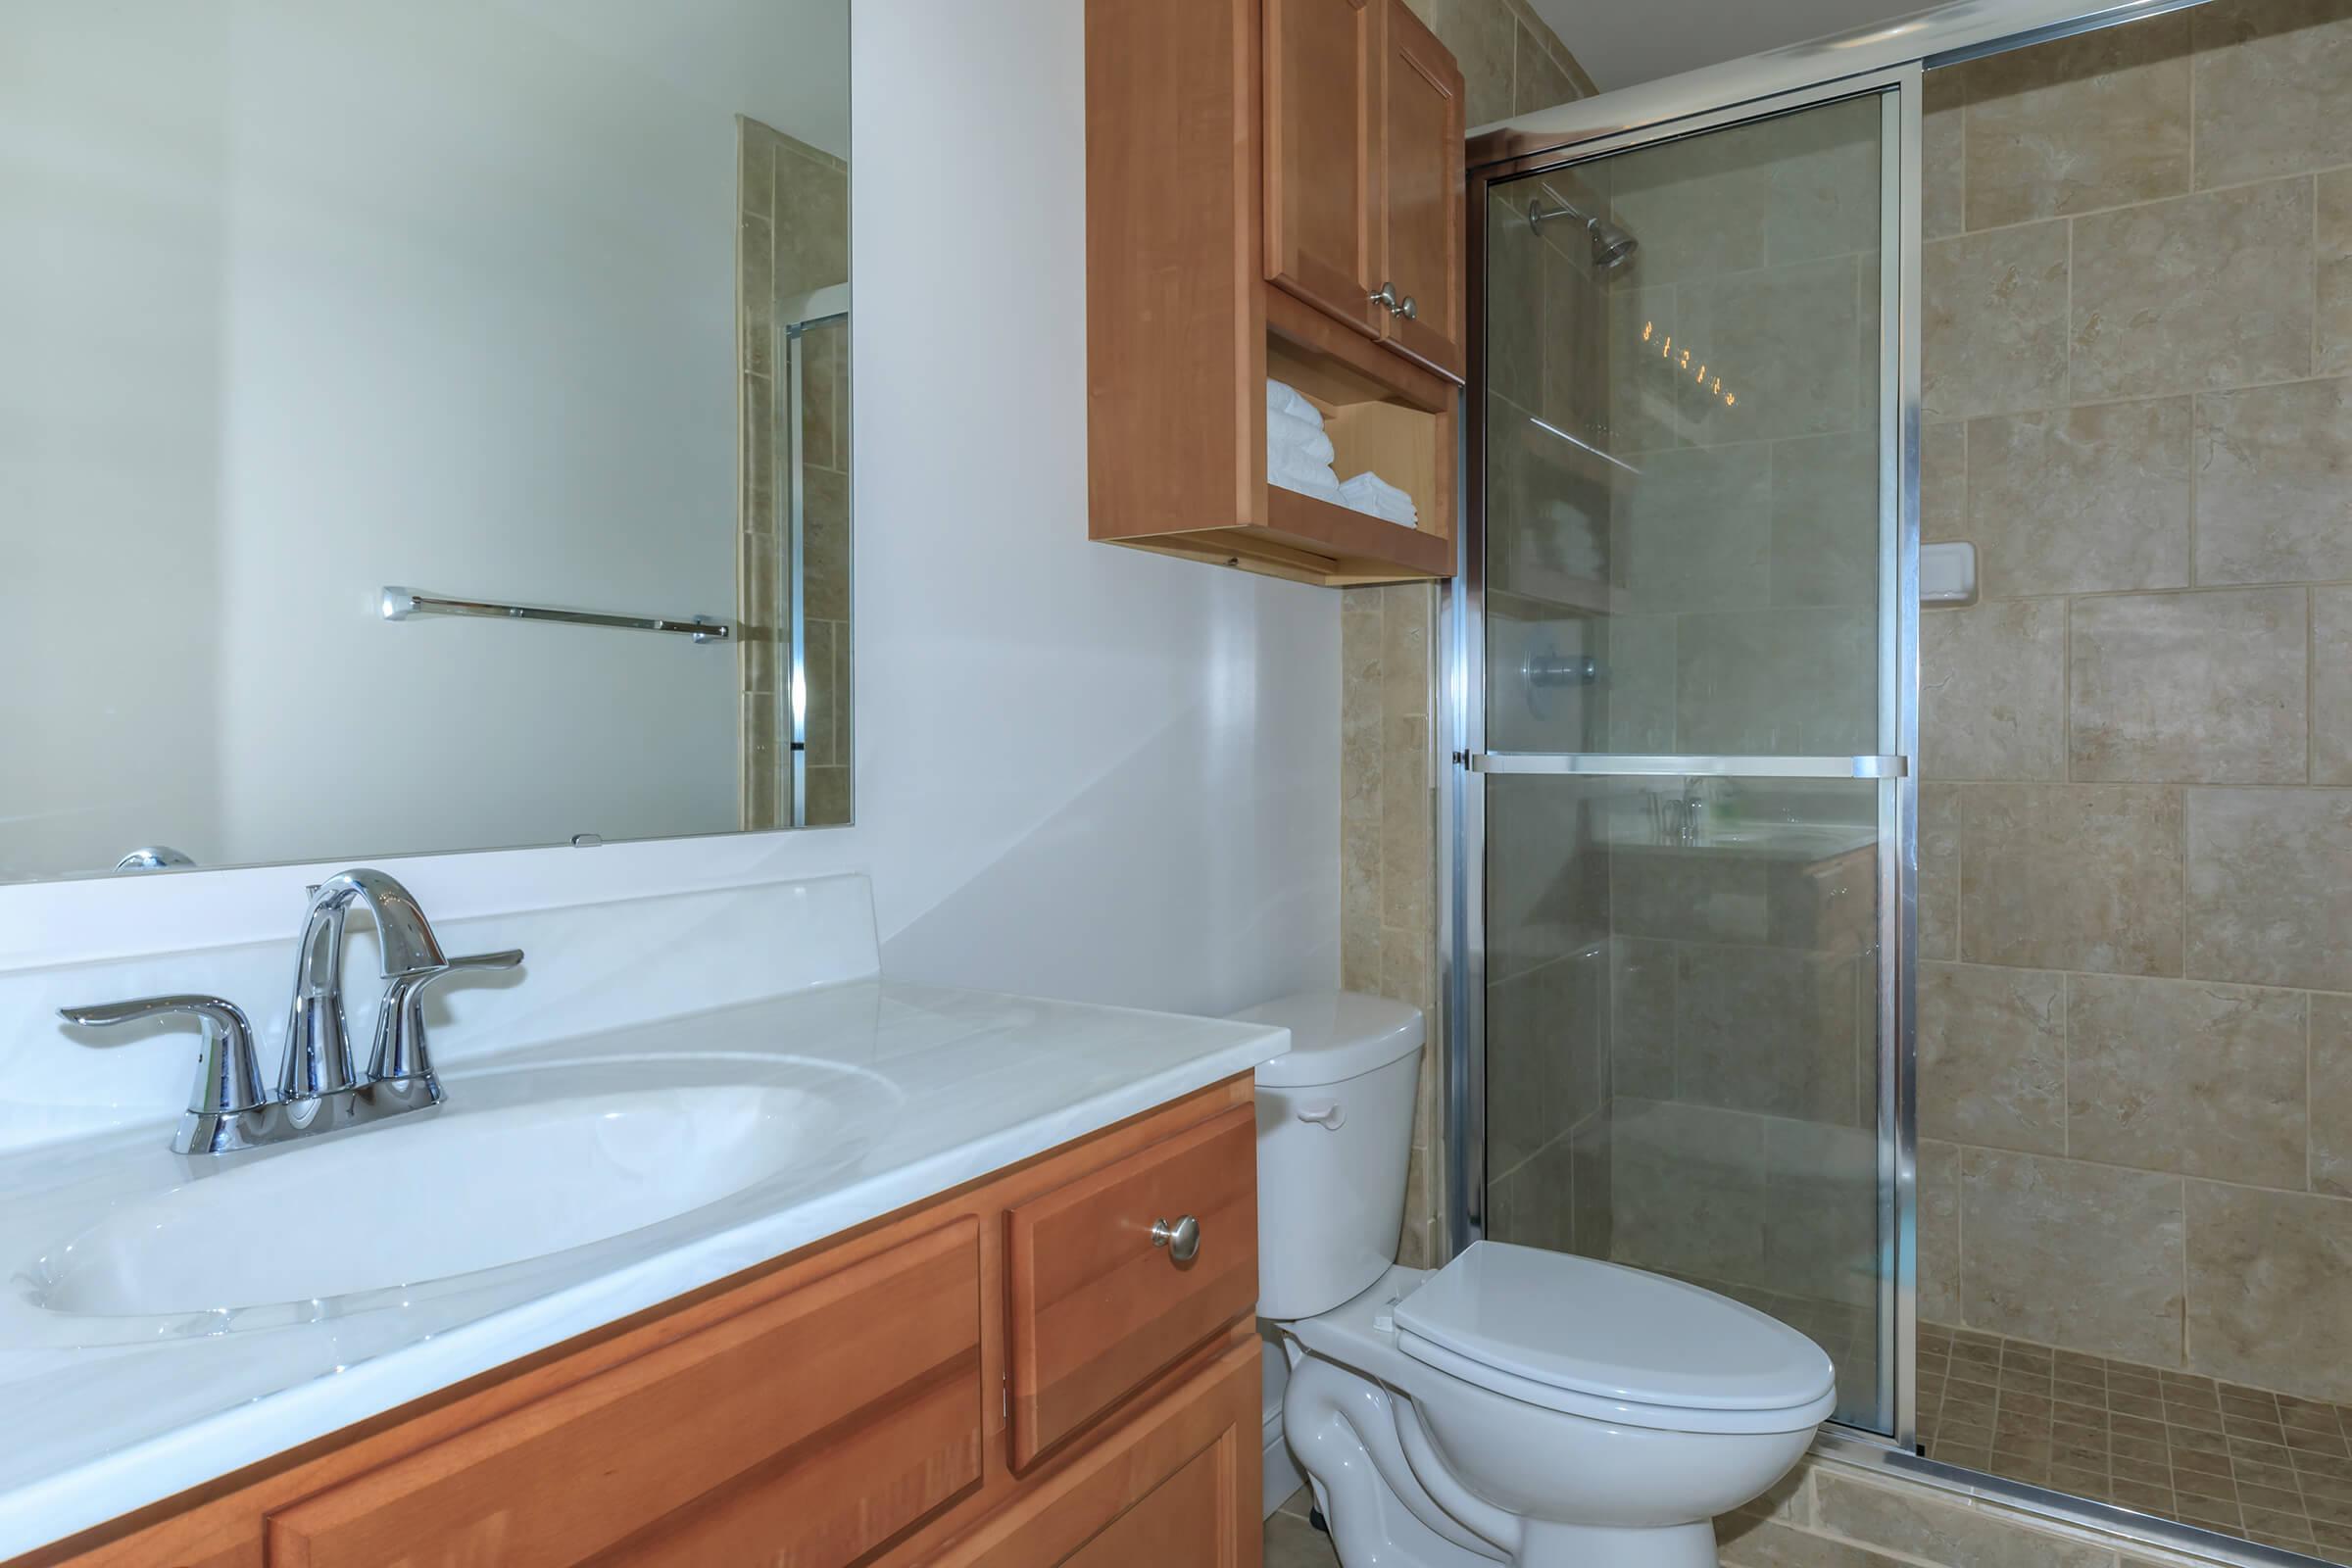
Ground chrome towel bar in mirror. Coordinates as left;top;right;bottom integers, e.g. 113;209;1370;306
380;587;731;644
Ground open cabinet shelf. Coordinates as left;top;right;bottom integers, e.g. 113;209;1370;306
1124;484;1453;586
1096;288;1460;587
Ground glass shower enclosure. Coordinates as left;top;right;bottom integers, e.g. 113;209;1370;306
1457;77;1918;1440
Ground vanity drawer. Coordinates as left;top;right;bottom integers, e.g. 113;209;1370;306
1004;1105;1257;1468
265;1218;983;1568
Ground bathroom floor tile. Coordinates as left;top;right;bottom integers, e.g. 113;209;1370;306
1920;1323;2349;1563
1266;1489;1341;1568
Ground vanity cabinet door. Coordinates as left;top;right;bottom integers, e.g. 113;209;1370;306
1375;0;1467;381
934;1333;1260;1568
264;1219;983;1568
1263;0;1385;339
1004;1105;1258;1469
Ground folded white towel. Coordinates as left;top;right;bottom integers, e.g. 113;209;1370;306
1340;470;1417;526
1266;378;1322;425
1541;500;1605;577
1272;468;1343;504
1267;408;1337;466
1271;451;1343;503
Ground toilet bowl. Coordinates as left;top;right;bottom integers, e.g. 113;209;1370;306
1236;991;1835;1568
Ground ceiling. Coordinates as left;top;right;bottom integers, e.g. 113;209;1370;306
1528;0;1940;90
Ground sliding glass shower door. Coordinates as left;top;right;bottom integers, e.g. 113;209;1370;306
1466;83;1914;1437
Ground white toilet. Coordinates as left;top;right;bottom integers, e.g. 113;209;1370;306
1236;991;1837;1568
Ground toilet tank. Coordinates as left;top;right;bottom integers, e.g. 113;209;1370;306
1231;991;1425;1320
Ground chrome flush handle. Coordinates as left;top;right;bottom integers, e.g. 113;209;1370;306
1151;1214;1201;1264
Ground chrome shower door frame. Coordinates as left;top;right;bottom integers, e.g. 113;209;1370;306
1449;62;1923;1450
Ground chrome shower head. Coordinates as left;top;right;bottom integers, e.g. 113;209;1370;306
1589;218;1639;272
1526;197;1639;273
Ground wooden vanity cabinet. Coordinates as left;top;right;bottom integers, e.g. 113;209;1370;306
1005;1105;1257;1468
1088;0;1465;587
932;1339;1258;1568
18;1078;1262;1568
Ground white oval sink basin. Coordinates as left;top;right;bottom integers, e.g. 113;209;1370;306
30;1066;891;1322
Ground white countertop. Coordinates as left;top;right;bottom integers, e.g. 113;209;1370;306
0;978;1287;1557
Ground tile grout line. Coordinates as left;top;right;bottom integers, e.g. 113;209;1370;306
1929;364;2352;440
1936;156;2352;247
2063;593;2075;786
2176;1171;2190;1396
2065;213;2077;412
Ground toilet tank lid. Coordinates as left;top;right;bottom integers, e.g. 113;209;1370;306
1230;991;1423;1088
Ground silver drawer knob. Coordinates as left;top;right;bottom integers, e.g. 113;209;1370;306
1151;1214;1201;1263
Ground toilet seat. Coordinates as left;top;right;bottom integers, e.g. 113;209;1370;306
1392;1242;1837;1436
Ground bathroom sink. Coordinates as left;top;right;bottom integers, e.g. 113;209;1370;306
26;1060;894;1323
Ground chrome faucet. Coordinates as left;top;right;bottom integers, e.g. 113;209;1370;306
59;868;520;1154
280;869;446;1109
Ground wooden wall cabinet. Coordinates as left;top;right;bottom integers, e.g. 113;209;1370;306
1373;0;1467;380
1265;0;1466;381
1088;0;1466;587
19;1080;1263;1568
1263;0;1383;340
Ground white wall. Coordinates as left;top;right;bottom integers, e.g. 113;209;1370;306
0;0;1343;1019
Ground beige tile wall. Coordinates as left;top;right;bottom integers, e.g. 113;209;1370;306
1341;585;1446;1267
1917;1;2352;1399
738;119;852;828
1401;0;1596;125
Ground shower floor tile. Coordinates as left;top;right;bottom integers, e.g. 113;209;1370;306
1920;1323;2352;1564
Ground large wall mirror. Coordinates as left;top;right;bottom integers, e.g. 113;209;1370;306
3;0;853;883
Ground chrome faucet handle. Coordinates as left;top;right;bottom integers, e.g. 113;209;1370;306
365;950;523;1102
58;994;271;1155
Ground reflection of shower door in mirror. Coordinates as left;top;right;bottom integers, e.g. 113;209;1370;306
1465;82;1914;1439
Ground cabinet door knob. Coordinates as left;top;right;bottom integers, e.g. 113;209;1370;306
1399;295;1418;320
1369;281;1401;314
1151;1214;1201;1263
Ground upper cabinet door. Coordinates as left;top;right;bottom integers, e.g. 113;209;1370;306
1264;0;1384;338
1376;0;1466;381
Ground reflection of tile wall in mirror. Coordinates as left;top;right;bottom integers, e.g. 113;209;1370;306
737;118;852;830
